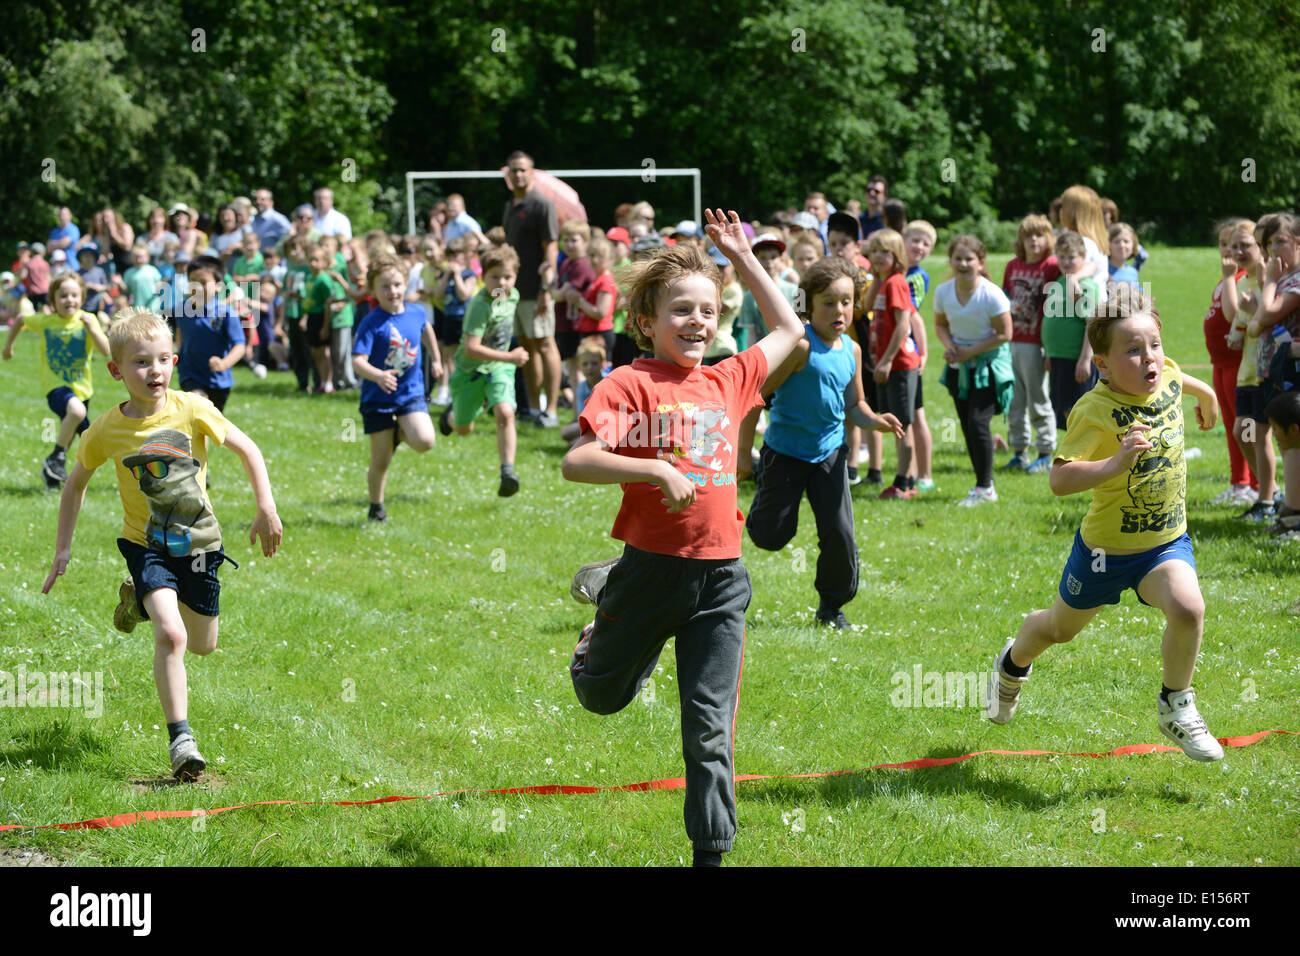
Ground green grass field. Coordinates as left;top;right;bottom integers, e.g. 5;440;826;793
1;246;1296;867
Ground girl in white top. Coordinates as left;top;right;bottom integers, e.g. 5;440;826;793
933;235;1014;506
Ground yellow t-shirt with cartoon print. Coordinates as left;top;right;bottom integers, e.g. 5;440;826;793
78;390;231;554
23;310;98;400
1056;358;1188;552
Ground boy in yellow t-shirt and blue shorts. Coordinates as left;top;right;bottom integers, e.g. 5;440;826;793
42;308;282;780
985;286;1226;761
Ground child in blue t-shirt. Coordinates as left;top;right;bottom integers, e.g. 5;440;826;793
175;259;245;412
351;255;442;523
745;256;903;629
1107;223;1141;287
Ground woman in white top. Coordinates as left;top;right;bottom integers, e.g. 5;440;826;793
932;234;1014;506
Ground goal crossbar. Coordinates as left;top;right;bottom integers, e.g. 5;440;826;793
404;168;701;234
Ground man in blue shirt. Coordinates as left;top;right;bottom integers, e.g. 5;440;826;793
251;189;292;253
47;206;81;254
442;194;487;246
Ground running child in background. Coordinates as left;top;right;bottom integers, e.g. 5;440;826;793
746;256;903;628
863;228;921;499
986;286;1224;762
176;258;244;413
1207;219;1256;507
902;220;937;492
1001;214;1060;474
561;336;608;447
563;209;804;867
44;308;281;779
933;235;1015;507
438;244;528;497
351;254;441;523
1042;231;1101;431
2;272;111;487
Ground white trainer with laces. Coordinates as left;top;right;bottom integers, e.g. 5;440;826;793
1157;688;1224;761
984;637;1030;724
957;486;998;507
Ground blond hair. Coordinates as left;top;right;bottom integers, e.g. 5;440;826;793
560;220;592;241
864;228;906;275
108;308;171;361
623;244;721;351
904;220;937;245
1059;185;1109;250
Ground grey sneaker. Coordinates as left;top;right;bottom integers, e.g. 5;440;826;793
535;411;560;428
570;556;620;605
1157;688;1223;761
169;733;207;780
985;638;1030;724
113;578;145;634
42;452;68;485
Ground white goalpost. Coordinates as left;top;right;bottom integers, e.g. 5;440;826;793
404;168;702;234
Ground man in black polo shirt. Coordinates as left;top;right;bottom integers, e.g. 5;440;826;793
502;151;560;426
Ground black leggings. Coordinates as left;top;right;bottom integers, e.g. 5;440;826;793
949;380;997;488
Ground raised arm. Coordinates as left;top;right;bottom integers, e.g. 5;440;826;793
703;209;801;391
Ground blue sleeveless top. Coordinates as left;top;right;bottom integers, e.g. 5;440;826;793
764;326;856;463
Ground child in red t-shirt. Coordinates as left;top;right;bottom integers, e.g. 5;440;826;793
1205;219;1255;504
563;235;618;360
561;209;804;867
865;229;922;498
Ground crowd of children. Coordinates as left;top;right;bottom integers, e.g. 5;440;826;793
8;179;1298;866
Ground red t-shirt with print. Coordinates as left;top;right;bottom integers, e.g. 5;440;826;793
871;272;921;371
1002;255;1060;345
578;348;768;559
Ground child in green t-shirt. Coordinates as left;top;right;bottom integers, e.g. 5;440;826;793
439;245;529;497
1042;231;1102;429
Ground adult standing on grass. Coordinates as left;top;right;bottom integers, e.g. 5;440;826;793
502;150;560;426
313;187;353;243
251;188;292;254
47;206;81;254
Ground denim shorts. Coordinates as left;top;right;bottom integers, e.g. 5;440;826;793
118;538;233;618
1058;529;1195;609
46;387;90;435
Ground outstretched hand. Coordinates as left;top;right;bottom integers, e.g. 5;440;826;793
703;209;750;264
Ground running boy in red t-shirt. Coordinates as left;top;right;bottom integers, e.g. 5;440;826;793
561;209;804;867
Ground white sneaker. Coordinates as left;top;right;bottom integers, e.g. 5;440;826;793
1232;486;1259;507
957;485;998;507
252;363;268;379
857;447;870;464
433;388;451;406
1157;689;1224;762
169;733;207;779
1210;485;1243;505
985;638;1030;724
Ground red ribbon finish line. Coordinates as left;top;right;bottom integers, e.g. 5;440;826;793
1;729;1292;834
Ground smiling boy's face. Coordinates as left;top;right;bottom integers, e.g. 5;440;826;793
641;273;718;368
